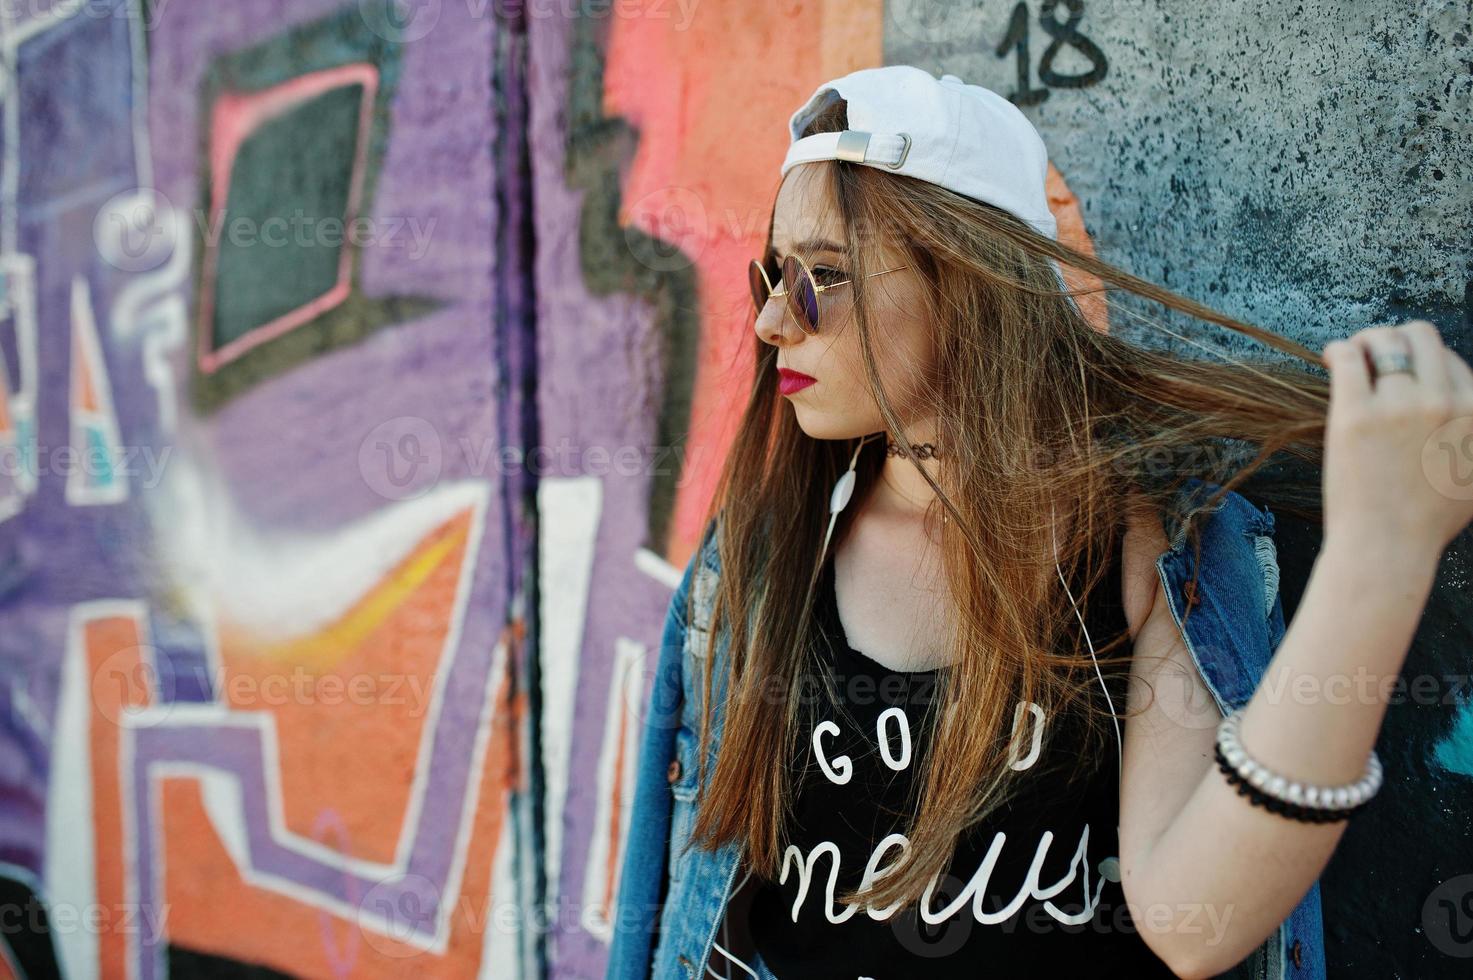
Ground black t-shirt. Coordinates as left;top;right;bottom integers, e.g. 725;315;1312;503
746;541;1177;979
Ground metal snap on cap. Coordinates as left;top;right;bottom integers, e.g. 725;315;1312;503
667;759;682;784
834;129;871;164
886;132;912;169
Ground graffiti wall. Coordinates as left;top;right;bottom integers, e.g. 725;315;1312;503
0;0;1466;978
2;0;538;976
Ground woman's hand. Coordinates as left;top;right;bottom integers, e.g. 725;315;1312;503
1321;319;1473;558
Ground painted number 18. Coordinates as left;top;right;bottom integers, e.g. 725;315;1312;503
996;0;1109;107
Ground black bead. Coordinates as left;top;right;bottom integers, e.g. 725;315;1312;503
885;440;941;459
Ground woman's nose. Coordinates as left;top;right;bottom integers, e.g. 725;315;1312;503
753;294;803;347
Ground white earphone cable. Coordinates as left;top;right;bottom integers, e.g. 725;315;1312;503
1050;505;1125;803
708;868;759;979
817;441;1127;860
708;940;759;980
819;433;880;568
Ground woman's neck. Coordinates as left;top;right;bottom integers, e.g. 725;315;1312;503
869;424;943;521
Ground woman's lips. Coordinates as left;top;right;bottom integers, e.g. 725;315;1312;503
777;368;817;395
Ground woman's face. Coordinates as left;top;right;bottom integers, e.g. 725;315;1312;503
755;164;937;441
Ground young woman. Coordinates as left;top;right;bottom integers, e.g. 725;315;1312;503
607;65;1473;980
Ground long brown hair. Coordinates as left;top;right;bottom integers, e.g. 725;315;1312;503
679;95;1330;911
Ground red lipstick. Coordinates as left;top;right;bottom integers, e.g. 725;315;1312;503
777;367;817;395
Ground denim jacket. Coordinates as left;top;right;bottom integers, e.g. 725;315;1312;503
607;477;1327;980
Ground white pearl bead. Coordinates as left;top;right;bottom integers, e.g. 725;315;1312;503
1214;716;1386;813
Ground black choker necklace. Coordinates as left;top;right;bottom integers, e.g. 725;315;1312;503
885;439;941;459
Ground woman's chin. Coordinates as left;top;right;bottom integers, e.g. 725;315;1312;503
789;406;874;443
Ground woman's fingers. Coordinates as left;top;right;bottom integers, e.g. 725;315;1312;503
1398;320;1451;403
1443;338;1473;403
1353;324;1417;397
1322;337;1371;404
1330;320;1459;408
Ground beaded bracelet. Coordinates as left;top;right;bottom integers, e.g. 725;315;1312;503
1214;707;1382;824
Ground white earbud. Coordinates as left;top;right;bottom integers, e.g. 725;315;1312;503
819;432;881;568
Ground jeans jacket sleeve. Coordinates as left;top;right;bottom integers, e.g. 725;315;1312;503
605;543;700;979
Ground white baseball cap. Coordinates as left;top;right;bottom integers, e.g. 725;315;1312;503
782;64;1059;241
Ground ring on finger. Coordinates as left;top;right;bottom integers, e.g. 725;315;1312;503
1370;350;1416;380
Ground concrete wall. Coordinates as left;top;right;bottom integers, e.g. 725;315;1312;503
0;0;1465;977
886;4;1471;976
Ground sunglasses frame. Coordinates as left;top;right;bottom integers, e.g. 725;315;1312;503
749;252;910;335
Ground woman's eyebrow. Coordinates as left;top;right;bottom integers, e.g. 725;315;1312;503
772;237;846;260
